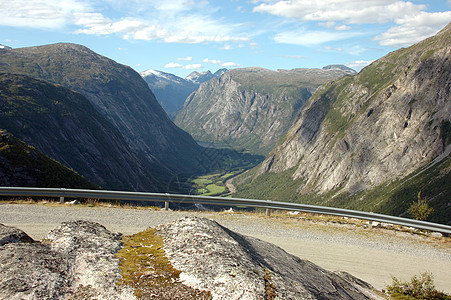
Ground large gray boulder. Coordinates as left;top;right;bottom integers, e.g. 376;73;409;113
156;217;383;300
0;241;70;299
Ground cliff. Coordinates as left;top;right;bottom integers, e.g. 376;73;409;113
0;129;97;189
235;23;451;224
175;67;355;154
0;73;168;191
0;43;203;177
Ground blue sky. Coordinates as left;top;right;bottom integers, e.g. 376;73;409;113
1;0;450;78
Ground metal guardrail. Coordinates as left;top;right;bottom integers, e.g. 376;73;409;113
0;187;450;234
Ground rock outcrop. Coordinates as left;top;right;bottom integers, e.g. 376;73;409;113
0;219;382;299
175;67;355;154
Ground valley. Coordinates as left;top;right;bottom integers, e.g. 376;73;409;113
0;23;450;226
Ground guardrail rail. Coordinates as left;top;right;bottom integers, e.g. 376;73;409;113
0;187;450;234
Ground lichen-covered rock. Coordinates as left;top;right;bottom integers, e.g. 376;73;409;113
0;223;34;246
45;220;135;299
0;242;70;300
156;217;383;300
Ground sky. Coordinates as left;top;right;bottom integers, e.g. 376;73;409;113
0;0;450;78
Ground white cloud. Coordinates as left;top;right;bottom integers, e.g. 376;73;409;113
0;0;250;45
203;58;222;64
345;60;374;72
318;21;335;28
374;11;451;46
164;62;203;70
185;64;203;70
284;55;307;59
177;56;193;61
335;24;351;31
253;0;426;24
0;0;88;29
222;62;241;68
253;0;451;47
164;62;183;68
221;44;233;50
275;29;364;46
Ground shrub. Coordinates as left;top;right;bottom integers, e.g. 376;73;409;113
408;192;434;221
386;272;451;299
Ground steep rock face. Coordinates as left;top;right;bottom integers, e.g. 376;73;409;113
175;67;355;154
140;69;198;119
237;23;450;221
0;73;166;191
0;129;97;189
0;43;203;175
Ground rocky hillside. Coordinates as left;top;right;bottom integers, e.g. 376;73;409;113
0;73;170;191
0;129;97;189
235;23;451;224
0;218;382;299
0;43;203;176
175;66;356;154
140;68;227;119
140;69;198;119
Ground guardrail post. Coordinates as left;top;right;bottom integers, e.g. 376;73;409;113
164;201;169;210
266;208;271;217
59;196;65;204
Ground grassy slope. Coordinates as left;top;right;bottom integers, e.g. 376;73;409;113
235;153;450;224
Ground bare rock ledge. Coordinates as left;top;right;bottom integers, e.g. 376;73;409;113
0;218;383;299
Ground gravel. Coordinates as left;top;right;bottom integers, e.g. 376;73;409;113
1;203;450;293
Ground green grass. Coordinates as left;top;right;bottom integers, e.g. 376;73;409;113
204;184;226;196
116;229;211;299
191;178;213;185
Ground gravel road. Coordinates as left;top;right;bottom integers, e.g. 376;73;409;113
1;203;450;293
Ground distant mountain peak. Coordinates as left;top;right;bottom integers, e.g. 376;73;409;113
0;44;12;50
185;69;227;84
322;64;357;74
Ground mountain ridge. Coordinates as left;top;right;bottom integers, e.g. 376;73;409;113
140;68;227;118
0;72;169;191
0;43;205;178
175;66;356;154
234;23;451;223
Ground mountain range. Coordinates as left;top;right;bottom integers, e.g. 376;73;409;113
140;68;226;119
0;43;210;191
0;43;206;177
234;23;451;224
174;66;356;154
0;23;449;224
